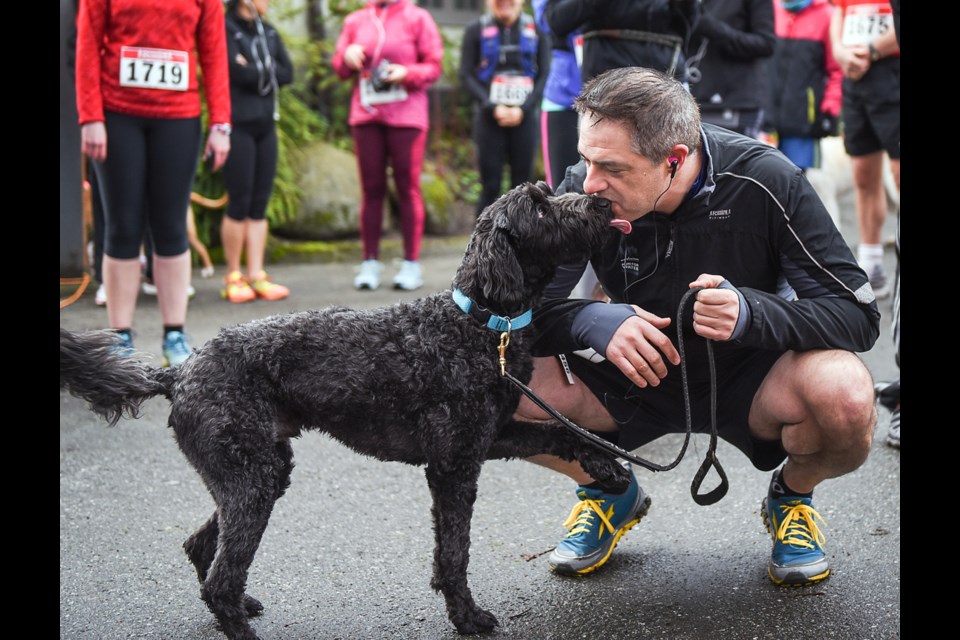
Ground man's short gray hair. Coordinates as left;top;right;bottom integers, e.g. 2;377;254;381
574;67;702;162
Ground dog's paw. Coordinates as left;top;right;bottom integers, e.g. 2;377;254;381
453;607;498;635
243;594;264;618
578;450;631;493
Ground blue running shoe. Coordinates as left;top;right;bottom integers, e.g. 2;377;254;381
113;331;135;358
761;495;830;586
161;331;193;368
548;465;650;576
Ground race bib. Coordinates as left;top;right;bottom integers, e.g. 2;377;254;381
489;74;533;107
841;4;894;47
359;75;409;107
119;46;189;91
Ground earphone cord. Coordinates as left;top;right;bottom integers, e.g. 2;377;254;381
622;171;674;294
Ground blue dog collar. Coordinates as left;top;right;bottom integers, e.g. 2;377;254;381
452;288;533;332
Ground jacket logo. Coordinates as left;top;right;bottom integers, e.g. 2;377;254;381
621;257;640;274
709;209;732;220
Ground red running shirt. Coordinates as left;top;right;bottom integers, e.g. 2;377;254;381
75;0;231;125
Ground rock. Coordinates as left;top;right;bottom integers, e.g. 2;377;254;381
274;140;362;240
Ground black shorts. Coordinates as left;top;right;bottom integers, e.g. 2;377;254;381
841;58;900;158
565;347;787;471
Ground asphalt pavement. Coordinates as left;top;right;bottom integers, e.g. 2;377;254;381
60;204;900;640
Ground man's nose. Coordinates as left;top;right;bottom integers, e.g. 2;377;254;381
582;167;604;195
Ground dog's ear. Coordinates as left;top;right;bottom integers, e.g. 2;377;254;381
532;181;553;197
471;188;533;310
474;223;525;310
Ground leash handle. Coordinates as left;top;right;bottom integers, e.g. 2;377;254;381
678;287;728;506
687;319;728;505
691;450;729;506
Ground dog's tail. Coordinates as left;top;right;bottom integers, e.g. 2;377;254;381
60;328;176;426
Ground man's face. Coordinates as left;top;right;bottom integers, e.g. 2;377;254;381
578;114;665;223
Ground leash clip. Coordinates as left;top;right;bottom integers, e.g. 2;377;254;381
497;326;511;376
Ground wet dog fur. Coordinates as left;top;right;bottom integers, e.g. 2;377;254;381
59;181;630;639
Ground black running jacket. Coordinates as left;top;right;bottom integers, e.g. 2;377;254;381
533;124;881;370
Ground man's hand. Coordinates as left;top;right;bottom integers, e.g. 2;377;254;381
837;45;870;81
605;306;680;388
689;274;740;341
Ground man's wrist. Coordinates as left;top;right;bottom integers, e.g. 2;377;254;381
211;123;232;137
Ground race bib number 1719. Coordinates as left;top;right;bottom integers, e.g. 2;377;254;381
120;46;189;91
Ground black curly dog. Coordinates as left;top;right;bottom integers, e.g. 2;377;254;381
60;182;631;639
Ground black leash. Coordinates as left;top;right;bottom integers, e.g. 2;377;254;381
502;286;728;505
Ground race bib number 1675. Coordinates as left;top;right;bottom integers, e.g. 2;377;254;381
120;46;189;91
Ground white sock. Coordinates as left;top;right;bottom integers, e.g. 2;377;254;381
857;244;884;272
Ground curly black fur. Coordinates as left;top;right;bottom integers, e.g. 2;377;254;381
59;182;630;639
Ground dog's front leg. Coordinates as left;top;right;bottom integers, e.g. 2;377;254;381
424;461;498;635
488;420;631;493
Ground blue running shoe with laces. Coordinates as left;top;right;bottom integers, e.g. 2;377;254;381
548;465;650;576
161;331;193;368
761;495;830;586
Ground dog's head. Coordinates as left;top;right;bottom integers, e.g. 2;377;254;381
454;181;622;315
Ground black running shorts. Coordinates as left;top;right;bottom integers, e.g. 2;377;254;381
841;58;901;159
565;347;787;471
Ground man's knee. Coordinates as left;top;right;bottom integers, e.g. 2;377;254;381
804;352;876;450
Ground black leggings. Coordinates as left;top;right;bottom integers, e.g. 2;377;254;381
473;108;540;217
93;111;201;259
223;120;278;221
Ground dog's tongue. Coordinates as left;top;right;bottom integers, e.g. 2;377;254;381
609;219;632;234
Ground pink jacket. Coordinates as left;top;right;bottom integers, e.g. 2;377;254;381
331;0;443;131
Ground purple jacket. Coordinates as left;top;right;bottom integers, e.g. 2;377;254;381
332;0;443;130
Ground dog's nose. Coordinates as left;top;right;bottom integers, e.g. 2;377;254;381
594;197;612;210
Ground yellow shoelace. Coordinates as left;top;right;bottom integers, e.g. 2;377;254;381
562;498;616;539
774;502;827;549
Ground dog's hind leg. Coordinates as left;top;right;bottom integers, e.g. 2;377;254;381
184;512;265;618
190;438;294;639
184;511;218;584
425;459;498;635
